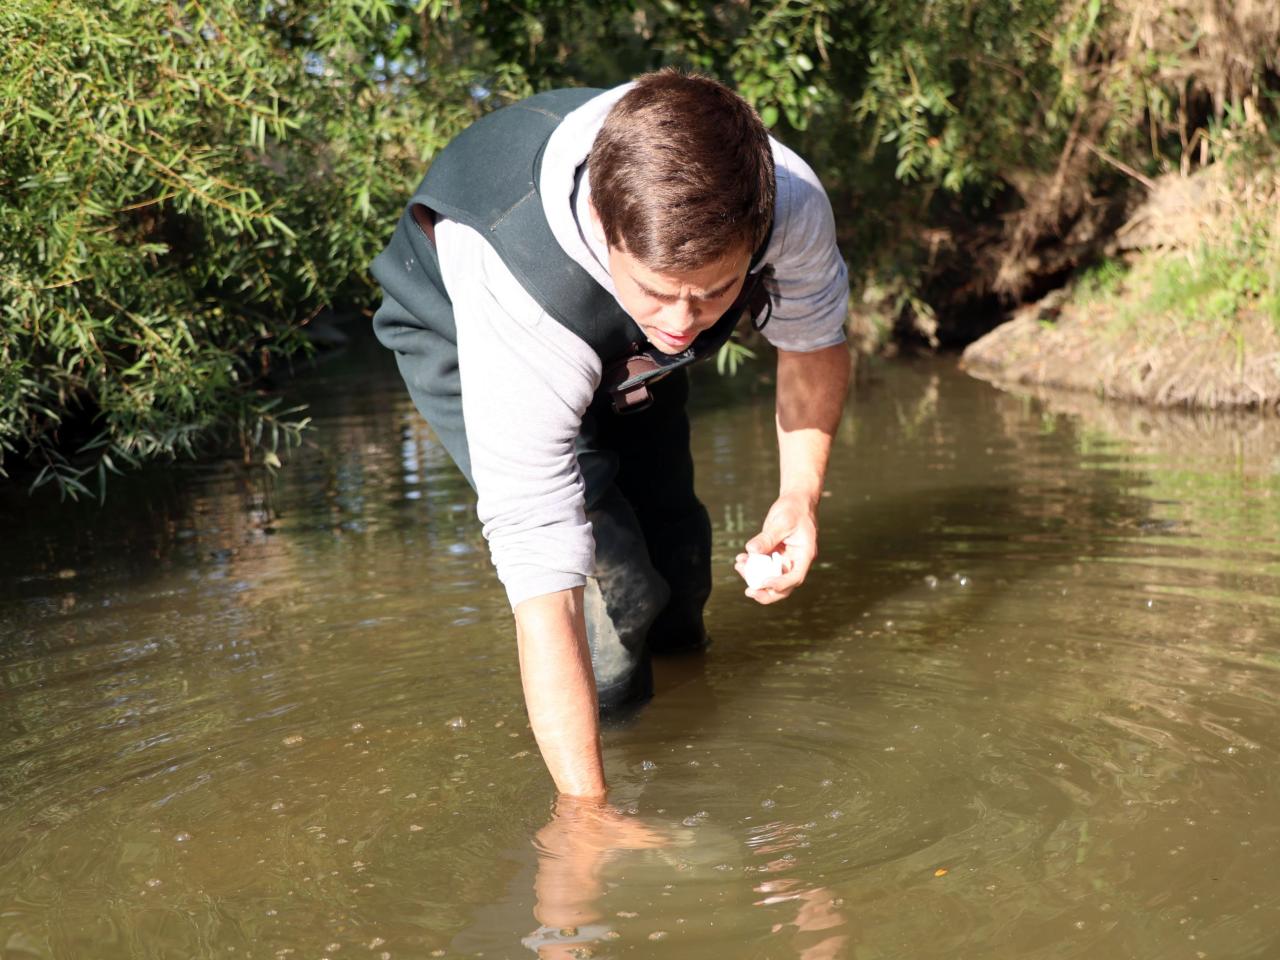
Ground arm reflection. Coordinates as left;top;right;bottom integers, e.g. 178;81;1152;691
756;878;850;960
525;796;667;958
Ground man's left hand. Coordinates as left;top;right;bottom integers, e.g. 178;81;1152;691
734;491;819;604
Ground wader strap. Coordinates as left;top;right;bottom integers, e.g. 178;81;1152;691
602;260;775;414
411;204;437;247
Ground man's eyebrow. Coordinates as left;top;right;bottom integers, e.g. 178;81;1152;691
636;280;678;301
637;275;741;301
700;276;741;299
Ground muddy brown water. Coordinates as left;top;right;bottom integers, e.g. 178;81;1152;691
2;332;1278;959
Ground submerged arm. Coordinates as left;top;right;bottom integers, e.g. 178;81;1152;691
515;588;607;798
438;218;606;796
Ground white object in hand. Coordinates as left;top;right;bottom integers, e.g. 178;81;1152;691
742;551;785;590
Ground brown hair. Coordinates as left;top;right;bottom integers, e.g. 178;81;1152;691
587;69;775;272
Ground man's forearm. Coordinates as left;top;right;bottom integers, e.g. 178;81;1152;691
514;587;606;798
775;343;851;498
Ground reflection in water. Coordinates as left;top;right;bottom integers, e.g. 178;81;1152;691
755;880;849;960
1;338;1279;958
523;799;666;957
519;800;851;959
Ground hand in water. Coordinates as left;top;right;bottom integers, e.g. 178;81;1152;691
525;796;669;958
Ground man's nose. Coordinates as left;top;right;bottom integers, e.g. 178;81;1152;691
663;298;700;330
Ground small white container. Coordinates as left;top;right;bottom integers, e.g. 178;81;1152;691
742;551;785;590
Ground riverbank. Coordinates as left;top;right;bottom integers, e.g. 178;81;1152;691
962;158;1280;412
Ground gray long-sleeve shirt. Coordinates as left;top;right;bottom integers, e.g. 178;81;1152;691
434;84;849;609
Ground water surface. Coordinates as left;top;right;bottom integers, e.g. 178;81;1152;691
2;332;1278;959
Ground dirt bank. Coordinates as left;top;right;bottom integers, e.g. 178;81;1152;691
960;163;1280;413
962;303;1280;412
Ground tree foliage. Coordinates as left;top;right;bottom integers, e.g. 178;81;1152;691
0;0;472;496
3;0;1277;495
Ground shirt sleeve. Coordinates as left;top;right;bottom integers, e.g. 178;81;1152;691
435;218;602;610
758;141;850;353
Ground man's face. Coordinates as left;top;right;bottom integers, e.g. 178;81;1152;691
590;203;750;355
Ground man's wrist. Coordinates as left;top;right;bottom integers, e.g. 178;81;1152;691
778;482;824;509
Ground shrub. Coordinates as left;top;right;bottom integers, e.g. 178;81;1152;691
0;0;472;497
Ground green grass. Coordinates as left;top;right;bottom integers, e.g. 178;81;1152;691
1093;220;1278;344
1142;245;1273;330
1074;257;1128;304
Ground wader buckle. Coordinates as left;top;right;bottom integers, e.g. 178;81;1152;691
605;351;689;414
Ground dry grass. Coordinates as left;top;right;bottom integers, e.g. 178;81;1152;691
986;0;1280;302
964;154;1280;411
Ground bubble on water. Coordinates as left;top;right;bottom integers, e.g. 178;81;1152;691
640;760;657;771
616;911;639;919
350;722;364;733
146;878;161;888
826;809;843;819
1146;600;1154;609
604;930;621;940
1054;762;1068;771
281;735;304;746
446;716;467;729
647;931;668;941
958;576;969;587
174;832;191;843
409;824;423;832
761;799;776;809
325;944;341;952
820;779;833;788
271;801;285;812
1225;746;1238;755
1074;921;1086;930
924;575;939;589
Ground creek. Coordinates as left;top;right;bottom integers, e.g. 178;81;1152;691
2;331;1278;959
